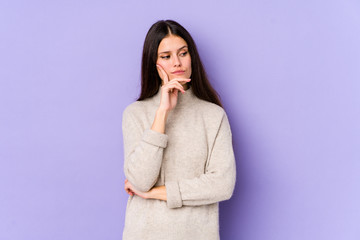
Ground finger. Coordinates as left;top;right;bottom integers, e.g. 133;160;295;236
170;80;191;92
156;64;168;83
169;79;191;91
164;79;186;89
125;185;134;195
169;78;191;84
163;83;185;94
164;81;185;92
156;64;169;84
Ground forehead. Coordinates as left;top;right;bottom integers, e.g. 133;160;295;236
158;35;188;53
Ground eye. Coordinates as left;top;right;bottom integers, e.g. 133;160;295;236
160;55;170;59
179;51;188;57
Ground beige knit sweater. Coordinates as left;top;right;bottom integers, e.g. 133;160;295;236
122;86;236;240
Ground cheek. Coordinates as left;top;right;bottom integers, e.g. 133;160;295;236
157;59;172;74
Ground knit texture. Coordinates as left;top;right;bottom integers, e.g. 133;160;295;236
122;86;236;240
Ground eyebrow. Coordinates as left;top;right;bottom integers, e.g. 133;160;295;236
159;45;188;54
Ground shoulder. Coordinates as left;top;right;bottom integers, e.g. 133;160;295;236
122;100;152;121
192;99;233;137
123;101;143;115
198;100;233;135
192;99;231;133
195;98;227;120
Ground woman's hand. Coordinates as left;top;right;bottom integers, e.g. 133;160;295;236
156;64;191;112
124;179;149;199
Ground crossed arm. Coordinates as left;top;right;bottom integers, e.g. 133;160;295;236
122;106;236;208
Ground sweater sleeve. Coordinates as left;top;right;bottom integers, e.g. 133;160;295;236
122;107;168;192
165;111;236;209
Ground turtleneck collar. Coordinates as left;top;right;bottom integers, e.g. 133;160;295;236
151;85;196;108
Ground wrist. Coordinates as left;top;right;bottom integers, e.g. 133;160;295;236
151;109;169;134
148;186;167;201
156;108;169;117
147;187;157;200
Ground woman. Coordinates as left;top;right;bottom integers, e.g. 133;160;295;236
122;20;236;240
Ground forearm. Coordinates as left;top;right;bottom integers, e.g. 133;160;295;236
151;109;168;134
148;185;167;201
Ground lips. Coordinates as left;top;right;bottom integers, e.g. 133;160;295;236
172;70;185;75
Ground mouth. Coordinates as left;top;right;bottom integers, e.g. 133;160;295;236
172;70;185;75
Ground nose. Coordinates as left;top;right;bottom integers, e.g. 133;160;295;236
173;55;181;67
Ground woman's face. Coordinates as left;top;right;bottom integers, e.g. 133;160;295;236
156;34;192;83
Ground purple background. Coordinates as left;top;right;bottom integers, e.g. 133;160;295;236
1;0;359;239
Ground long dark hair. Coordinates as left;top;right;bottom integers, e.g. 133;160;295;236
137;20;223;107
